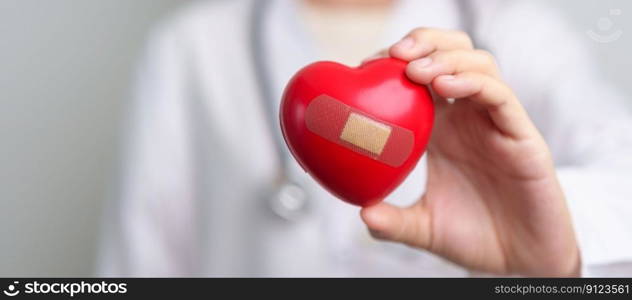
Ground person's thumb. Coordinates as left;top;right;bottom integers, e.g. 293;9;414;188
360;202;432;250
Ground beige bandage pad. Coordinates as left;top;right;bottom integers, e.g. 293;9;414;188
304;94;414;167
340;113;392;155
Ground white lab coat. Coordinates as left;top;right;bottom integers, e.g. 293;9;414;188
98;0;632;276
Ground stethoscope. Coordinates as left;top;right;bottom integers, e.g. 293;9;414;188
249;0;480;221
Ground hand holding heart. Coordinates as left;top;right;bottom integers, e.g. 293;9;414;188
360;28;580;276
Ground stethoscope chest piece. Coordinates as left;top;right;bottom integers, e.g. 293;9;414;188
268;181;310;221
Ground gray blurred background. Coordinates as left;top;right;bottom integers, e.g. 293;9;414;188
0;0;630;276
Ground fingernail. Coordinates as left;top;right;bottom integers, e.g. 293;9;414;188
394;37;414;49
410;57;433;69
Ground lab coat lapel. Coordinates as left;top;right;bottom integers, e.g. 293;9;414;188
263;0;325;190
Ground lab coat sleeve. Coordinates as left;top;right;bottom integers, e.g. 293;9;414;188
482;1;632;276
96;25;199;276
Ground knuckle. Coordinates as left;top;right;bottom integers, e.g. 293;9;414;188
482;76;512;102
409;27;432;40
474;49;496;64
428;49;448;61
430;49;467;65
453;30;474;47
462;71;486;88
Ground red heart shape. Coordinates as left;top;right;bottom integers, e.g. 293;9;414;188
280;58;434;207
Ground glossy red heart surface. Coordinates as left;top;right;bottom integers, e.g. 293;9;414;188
280;58;434;207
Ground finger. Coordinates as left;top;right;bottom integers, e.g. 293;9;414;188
432;72;537;138
390;28;473;61
360;202;432;250
361;49;389;64
406;49;500;85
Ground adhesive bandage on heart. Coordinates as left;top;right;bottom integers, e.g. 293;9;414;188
304;94;414;167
